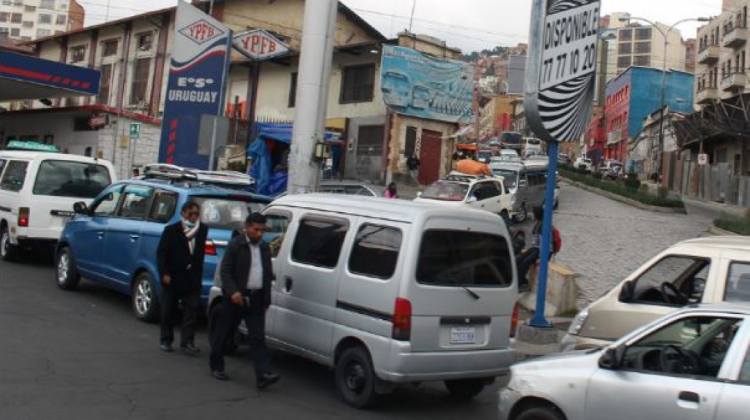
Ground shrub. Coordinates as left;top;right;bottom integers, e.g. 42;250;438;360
592;172;604;180
715;215;750;236
657;187;669;199
624;172;641;190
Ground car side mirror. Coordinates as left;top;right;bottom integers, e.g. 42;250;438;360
599;346;623;370
619;280;635;303
73;202;90;216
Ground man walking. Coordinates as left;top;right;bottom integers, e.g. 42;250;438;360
157;201;208;355
407;154;420;185
210;213;280;390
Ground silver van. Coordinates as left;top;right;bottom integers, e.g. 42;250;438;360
208;195;519;407
489;160;551;222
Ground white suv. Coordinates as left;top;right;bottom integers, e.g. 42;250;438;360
574;157;593;171
415;175;515;218
0;150;116;261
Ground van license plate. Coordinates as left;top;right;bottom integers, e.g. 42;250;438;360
450;327;475;344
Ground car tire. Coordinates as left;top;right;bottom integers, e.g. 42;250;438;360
335;346;379;409
0;225;19;262
132;272;159;323
444;379;485;400
514;204;527;223
56;247;81;290
208;302;239;355
515;405;565;420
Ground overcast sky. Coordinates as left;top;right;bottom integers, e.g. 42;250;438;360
82;0;723;53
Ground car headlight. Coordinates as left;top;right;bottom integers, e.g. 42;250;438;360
567;308;590;336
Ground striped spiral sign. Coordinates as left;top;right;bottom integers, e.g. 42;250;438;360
538;70;596;142
547;0;592;14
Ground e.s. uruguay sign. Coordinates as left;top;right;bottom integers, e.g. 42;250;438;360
158;2;232;169
525;0;601;143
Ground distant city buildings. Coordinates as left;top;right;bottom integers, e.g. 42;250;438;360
0;0;84;41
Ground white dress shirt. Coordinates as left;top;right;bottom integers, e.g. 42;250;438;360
246;239;263;290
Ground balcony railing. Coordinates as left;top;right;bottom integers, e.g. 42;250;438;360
721;72;747;91
697;45;720;64
723;26;749;48
696;86;719;104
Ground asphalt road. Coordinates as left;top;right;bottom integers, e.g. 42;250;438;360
0;256;504;420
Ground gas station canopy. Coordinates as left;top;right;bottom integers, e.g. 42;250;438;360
0;50;101;101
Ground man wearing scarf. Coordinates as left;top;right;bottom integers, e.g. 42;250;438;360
157;201;209;355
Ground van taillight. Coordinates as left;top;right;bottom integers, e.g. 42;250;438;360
18;207;29;227
204;240;217;256
510;302;520;338
392;298;412;341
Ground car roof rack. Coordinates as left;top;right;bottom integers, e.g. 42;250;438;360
143;164;200;183
142;164;253;189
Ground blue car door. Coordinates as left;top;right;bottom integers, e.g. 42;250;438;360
139;189;180;285
102;185;153;292
72;185;124;278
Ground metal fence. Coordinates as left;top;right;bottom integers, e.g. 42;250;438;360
666;153;750;207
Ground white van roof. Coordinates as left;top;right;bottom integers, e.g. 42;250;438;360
270;194;506;226
0;150;111;166
675;236;750;253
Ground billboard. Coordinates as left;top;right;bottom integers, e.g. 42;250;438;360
380;46;474;124
158;2;232;169
0;50;100;96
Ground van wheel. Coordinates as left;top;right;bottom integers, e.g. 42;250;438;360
514;406;565;420
335;346;379;409
0;226;19;262
56;247;81;290
132;272;159;323
445;379;485;400
513;204;527;223
208;302;239;355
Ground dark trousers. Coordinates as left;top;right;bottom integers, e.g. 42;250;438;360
516;247;540;292
160;285;200;346
209;290;271;377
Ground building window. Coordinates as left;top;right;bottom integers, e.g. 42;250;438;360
288;72;297;108
618;42;632;54
22;21;33;28
24;5;35;12
130;58;151;105
0;27;9;36
11;13;22;23
10;28;20;37
635;28;653;40
38;14;52;24
634;55;651;66
70;45;86;63
55;14;66;25
617;56;632;68
0;12;8;21
620;29;633;41
340;64;375;104
40;0;54;9
136;32;154;51
405;126;417;156
36;29;51;38
634;41;651;54
102;39;118;57
98;64;113;105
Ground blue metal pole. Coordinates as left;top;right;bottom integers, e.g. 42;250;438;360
529;140;559;328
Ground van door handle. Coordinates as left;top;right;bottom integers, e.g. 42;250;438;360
129;234;140;241
678;391;700;404
284;276;293;293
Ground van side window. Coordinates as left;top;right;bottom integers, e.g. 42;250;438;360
117;186;153;220
32;160;111;198
349;224;403;279
265;212;292;258
632;256;711;306
292;218;348;268
148;191;178;224
0;159;7;177
0;160;29;192
92;186;123;217
725;262;750;303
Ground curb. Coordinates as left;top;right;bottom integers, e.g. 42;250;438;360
563;178;687;214
709;226;740;236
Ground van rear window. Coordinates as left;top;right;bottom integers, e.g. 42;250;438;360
192;197;266;231
0;160;29;193
33;160;111;198
417;230;513;287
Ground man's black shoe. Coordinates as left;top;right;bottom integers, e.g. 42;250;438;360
160;343;174;352
180;343;201;356
211;370;229;381
257;372;280;390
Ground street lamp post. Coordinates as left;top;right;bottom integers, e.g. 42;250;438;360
618;15;710;181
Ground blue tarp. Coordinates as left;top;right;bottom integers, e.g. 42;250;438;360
248;138;273;195
251;123;341;144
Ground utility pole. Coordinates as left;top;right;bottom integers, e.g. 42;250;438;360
288;0;338;194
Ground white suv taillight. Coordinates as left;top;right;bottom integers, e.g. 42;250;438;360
18;207;29;227
392;298;412;341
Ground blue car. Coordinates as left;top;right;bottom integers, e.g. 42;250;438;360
55;178;272;322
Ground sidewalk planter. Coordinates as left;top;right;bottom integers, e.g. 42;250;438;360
519;262;579;318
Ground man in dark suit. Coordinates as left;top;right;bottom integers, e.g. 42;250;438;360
209;213;279;390
157;201;208;355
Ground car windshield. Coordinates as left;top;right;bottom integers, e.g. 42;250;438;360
192;197;266;230
492;170;518;188
33;160;111;198
421;182;469;201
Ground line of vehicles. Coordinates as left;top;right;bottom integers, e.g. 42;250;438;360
1;147;749;416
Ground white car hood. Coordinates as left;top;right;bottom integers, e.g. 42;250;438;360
413;198;466;207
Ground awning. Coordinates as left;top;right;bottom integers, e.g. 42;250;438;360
0;50;100;101
251;123;341;146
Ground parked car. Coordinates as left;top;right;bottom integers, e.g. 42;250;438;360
499;131;523;151
562;236;750;351
55;170;272;322
521;137;542;157
415;176;515;218
598;160;624;179
499;304;750;420
557;153;572;166
573;156;593;171
0;150;116;261
477;150;494;164
209;194;521;407
143;163;255;191
491;149;522;163
489;160;555;222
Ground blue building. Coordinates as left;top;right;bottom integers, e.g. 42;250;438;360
604;67;694;163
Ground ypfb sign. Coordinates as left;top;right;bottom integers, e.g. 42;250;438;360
233;30;290;61
158;2;232;169
525;0;601;143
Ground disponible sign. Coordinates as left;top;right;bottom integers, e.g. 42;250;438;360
233;30;290;61
158;2;232;169
525;0;601;142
